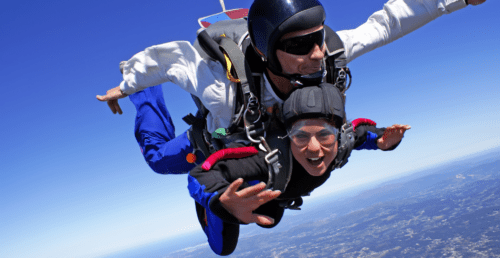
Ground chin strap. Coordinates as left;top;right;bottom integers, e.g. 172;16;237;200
287;69;327;87
268;64;327;88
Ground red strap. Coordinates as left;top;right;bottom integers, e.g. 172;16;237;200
202;146;259;171
351;118;376;132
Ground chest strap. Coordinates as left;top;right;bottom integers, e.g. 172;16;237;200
201;146;259;171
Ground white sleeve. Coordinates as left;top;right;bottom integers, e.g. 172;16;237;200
119;41;225;96
337;0;467;63
119;41;235;131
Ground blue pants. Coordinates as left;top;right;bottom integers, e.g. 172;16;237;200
129;85;203;174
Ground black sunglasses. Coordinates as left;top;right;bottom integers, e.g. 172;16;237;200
276;29;325;56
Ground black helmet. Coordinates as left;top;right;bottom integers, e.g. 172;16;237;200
282;83;345;129
248;0;326;74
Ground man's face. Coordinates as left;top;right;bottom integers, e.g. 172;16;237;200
290;118;338;177
276;25;326;75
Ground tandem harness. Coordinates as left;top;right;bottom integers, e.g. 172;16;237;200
183;18;354;209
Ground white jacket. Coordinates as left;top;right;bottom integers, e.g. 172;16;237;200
120;0;467;133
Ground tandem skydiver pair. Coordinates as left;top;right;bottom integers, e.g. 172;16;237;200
95;0;484;255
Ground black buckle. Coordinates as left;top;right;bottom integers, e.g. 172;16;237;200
278;198;303;210
334;122;356;169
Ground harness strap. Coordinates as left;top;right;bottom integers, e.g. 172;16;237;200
219;38;266;150
219;37;255;101
197;30;227;67
324;25;352;103
333;122;356;169
223;53;241;83
183;113;212;159
191;30;265;155
202;146;259;171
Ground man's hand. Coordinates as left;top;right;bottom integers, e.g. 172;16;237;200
96;86;128;114
377;124;411;150
468;0;486;6
219;178;281;226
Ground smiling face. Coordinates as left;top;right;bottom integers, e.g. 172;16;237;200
276;25;326;75
290;118;338;177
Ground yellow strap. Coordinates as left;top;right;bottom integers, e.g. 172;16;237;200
224;53;241;83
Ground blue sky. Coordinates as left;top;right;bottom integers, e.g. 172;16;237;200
1;0;499;257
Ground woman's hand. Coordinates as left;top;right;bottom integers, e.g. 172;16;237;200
219;178;281;226
377;124;411;150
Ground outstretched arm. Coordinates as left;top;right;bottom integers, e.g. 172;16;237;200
377;124;411;150
352;118;410;151
338;0;486;63
96;41;233;118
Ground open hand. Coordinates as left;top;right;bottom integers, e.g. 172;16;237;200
377;124;411;150
219;178;281;226
96;86;128;114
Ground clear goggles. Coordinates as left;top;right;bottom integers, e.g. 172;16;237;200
288;120;338;148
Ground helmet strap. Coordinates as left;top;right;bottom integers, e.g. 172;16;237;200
269;66;327;89
270;56;327;88
288;69;326;87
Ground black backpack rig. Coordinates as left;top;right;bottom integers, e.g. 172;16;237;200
182;17;354;210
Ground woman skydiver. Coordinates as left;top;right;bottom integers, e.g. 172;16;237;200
188;83;410;255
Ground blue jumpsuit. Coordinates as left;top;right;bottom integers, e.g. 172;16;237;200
129;85;204;174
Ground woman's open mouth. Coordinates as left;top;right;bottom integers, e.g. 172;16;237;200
307;157;324;166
